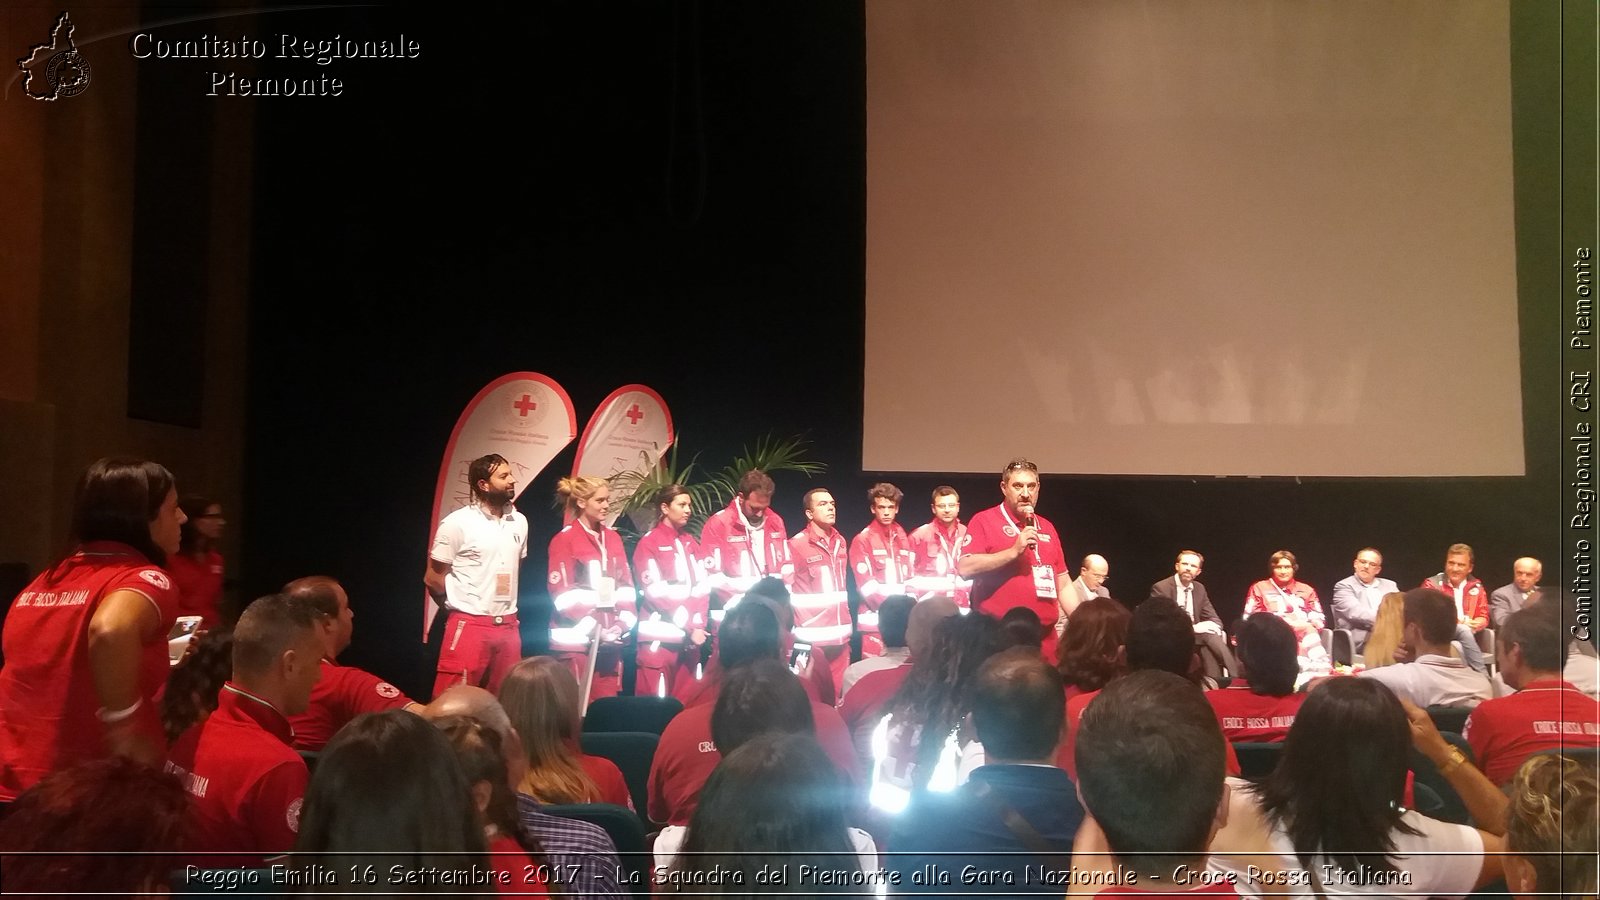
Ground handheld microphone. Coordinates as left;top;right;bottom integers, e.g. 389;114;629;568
1021;505;1037;549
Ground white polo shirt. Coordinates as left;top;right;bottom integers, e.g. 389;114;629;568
430;503;528;617
1359;654;1493;708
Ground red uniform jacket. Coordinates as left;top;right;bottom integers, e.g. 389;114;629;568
849;521;915;613
788;524;852;647
547;522;637;626
697;500;792;601
1421;574;1491;632
907;520;972;607
632;521;710;642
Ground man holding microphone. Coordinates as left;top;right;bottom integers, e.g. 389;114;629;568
958;458;1070;658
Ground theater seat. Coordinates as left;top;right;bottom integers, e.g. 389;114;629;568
1425;705;1471;736
579;731;658;817
1330;629;1356;668
1408;733;1474;825
1231;742;1283;779
1475;628;1496;676
584;695;683;735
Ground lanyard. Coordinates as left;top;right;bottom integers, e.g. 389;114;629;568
999;505;1038;566
672;531;694;585
935;523;963;574
737;509;768;576
578;520;609;575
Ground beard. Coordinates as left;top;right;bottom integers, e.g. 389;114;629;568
483;487;515;508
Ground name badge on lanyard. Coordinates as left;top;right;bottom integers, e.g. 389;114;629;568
1033;565;1057;599
495;571;512;598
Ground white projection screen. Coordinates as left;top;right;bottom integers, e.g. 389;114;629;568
864;0;1524;477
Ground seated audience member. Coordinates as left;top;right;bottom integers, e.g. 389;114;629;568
999;605;1046;649
1464;602;1600;785
499;656;631;808
1070;670;1234;897
282;576;420;751
1063;554;1112;634
434;715;551;895
1244;550;1327;667
841;594;914;696
649;602;859;826
654;657;818;856
1207;613;1306;742
422;685;622;898
1490;557;1544;631
1360;592;1406;668
0;757;188;896
1329;548;1399;652
1504;753;1598;900
868;612;1007;813
160;629;234;742
1359;589;1492;708
291;710;487;893
166;593;323;863
891;648;1083;893
840;595;960;772
1149;549;1237;684
1060;598;1245;780
1057;597;1129;703
662;732;875;892
1237;677;1503;897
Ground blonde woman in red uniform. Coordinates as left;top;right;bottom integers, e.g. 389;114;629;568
548;476;637;701
632;483;711;697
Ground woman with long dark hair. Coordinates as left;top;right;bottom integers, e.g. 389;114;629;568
1241;678;1503;897
868;612;1007;812
0;457;185;800
168;495;227;627
159;628;234;743
292;710;487;894
434;715;552;895
632;482;710;697
1055;596;1129;702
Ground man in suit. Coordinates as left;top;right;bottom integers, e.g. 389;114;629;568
1057;553;1110;636
1329;547;1400;652
1147;550;1235;685
1489;557;1543;630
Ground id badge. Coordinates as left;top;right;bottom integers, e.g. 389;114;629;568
494;572;512;598
1032;565;1058;599
596;576;617;609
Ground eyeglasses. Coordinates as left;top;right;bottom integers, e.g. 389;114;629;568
1003;459;1038;473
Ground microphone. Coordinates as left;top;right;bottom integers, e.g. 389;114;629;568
1020;505;1037;549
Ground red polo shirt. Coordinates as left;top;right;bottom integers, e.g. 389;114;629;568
0;542;178;801
1061;687;1241;780
1204;681;1306;742
167;682;308;865
1464;679;1600;784
289;658;415;751
961;504;1066;625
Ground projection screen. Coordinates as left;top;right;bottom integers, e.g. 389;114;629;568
863;0;1523;477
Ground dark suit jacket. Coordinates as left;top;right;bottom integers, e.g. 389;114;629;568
1147;576;1222;628
889;764;1082;895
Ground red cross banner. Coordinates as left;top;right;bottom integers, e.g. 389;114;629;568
570;384;675;527
423;372;577;636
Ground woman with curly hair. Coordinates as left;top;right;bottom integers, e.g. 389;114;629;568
868;612;1007;812
159;628;234;743
1055;596;1129;702
1505;753;1598;900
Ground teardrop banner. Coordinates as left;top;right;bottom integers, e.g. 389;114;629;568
569;384;675;527
422;372;577;638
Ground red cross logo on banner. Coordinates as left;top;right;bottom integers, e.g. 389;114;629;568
625;404;644;425
513;394;538;417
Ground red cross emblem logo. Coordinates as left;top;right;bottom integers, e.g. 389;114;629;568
512;394;538;417
624;404;644;425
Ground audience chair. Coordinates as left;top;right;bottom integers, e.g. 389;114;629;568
1408;732;1474;826
542;802;650;898
579;731;659;816
1474;628;1496;676
1231;742;1284;780
1424;705;1471;736
583;695;683;735
1528;746;1599;768
1330;629;1357;668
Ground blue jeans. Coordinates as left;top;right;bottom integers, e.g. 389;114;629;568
1453;623;1486;672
